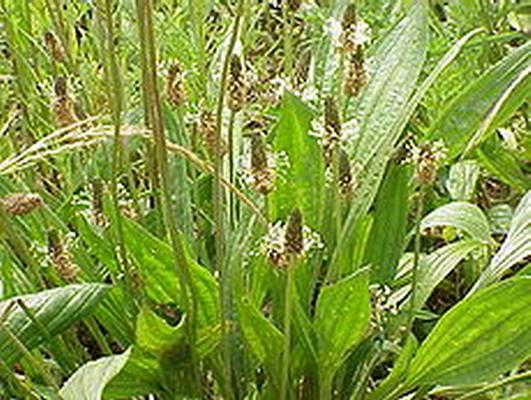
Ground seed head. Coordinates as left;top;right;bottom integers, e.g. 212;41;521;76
288;0;303;11
324;96;341;136
90;179;108;228
293;49;312;89
342;3;357;30
52;77;77;128
0;193;43;216
285;208;303;258
344;47;367;97
338;148;354;197
48;229;78;282
405;140;447;185
322;96;341;166
250;133;275;195
199;110;227;158
263;222;289;269
44;31;65;62
166;62;186;108
339;4;371;54
227;55;247;112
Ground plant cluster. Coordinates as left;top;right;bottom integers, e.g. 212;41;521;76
0;0;530;399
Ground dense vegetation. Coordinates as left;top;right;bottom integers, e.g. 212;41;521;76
0;0;530;399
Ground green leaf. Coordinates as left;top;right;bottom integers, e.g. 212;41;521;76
487;204;513;235
335;1;428;276
368;334;418;400
136;307;220;358
414;240;484;310
429;41;531;158
472;191;531;292
476;137;531;191
406;277;531;387
446;160;481;201
122;219;219;327
60;348;131;400
364;164;411;283
0;284;110;365
270;92;324;228
421;202;491;243
162;104;194;239
136;307;183;354
237;298;283;382
315;268;370;379
103;347;161;399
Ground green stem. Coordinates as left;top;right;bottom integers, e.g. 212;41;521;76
214;2;245;398
100;0;136;305
0;357;38;400
455;370;531;400
282;0;293;77
188;0;208;95
408;184;425;331
136;0;201;393
280;265;294;400
0;210;45;288
228;110;236;228
0;323;61;398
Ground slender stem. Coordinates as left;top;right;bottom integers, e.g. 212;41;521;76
188;0;208;95
0;357;38;400
214;2;244;398
455;370;531;400
408;184;425;331
227;110;237;227
0;210;45;288
100;0;136;304
0;323;61;398
280;265;294;400
136;0;201;393
282;0;293;77
333;149;342;255
319;374;333;400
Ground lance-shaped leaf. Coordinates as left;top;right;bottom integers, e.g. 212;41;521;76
421;202;491;243
122;219;219;327
238;299;283;386
315;268;370;382
364;163;411;283
270;92;324;229
334;1;428;275
406;277;531;387
60;348;131;400
446;160;480;201
429;41;531;158
472;191;531;292
0;284;110;365
414;240;483;310
368;334;418;400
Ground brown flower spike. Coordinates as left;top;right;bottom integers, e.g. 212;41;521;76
340;3;359;54
44;31;65;62
322;96;342;167
166;62;186;108
250;133;274;195
338;148;354;197
48;229;78;282
227;54;247;112
199;110;227;157
285;208;303;258
344;47;367;97
0;193;43;216
52;77;77;128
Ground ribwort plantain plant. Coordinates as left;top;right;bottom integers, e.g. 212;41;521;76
0;0;530;399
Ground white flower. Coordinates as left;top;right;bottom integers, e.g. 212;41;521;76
325;17;343;48
349;20;371;47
